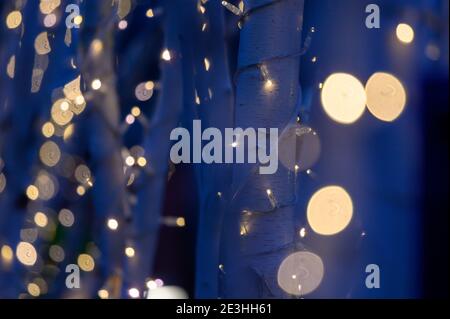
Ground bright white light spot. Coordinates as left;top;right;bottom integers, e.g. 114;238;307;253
396;23;414;44
128;288;140;298
107;218;119;230
91;79;102;90
161;49;171;61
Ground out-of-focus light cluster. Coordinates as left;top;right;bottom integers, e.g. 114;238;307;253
321;72;406;124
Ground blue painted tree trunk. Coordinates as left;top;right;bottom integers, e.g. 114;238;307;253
220;0;304;298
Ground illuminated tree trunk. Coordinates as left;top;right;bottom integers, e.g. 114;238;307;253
78;0;127;295
123;0;184;295
220;0;304;298
0;0;52;297
193;1;234;298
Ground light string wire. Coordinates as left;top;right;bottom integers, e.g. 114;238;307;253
218;1;318;293
233;26;314;85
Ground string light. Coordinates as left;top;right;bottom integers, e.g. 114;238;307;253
146;9;155;18
365;72;406;122
73;15;83;27
77;253;95;272
58;209;75;227
299;227;306;238
91;79;102;90
278;251;324;296
396;23;414;44
34;31;51;55
266;189;277;208
137;157;147;167
26;185;39;201
98;289;109;299
107;218;119;230
176;217;186;227
27;283;41;297
125;247;135;258
118;20;128;30
49;245;65;263
42;122;55;138
128;288;140;298
131;106;141;117
307;185;353;235
161;49;171;61
1;245;14;264
125;114;136;125
6;11;23;29
204;58;211;71
76;185;86;196
198;4;206;14
321;73;366;124
16;242;37;266
43;14;57;28
90;39;104;56
221;1;243;16
39;0;61;15
125;156;135;167
34;212;48;228
0;0;427;301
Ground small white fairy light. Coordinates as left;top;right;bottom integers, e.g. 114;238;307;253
260;65;274;91
299;227;306;238
161;49;171;61
146;9;154;18
264;79;274;91
266;189;277;208
128;288;140;298
204;58;211;71
91;79;102;90
221;1;243;16
107;218;119;230
118;20;128;30
125;156;135;167
125;247;135;258
125;114;135;125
